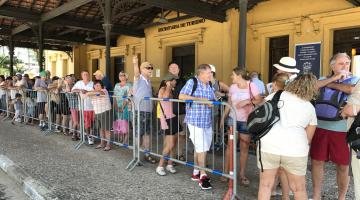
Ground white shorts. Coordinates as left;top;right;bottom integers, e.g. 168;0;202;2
14;110;23;120
188;124;213;153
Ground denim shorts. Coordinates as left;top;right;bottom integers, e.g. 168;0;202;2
226;117;250;135
236;121;250;135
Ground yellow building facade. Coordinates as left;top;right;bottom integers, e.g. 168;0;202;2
45;50;74;78
45;0;360;85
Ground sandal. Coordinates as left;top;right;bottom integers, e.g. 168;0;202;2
178;154;185;161
104;146;111;151
144;155;157;164
240;177;250;186
95;145;104;149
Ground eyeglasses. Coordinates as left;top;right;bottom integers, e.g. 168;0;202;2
145;66;153;70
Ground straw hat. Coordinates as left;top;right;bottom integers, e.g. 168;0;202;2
273;57;300;73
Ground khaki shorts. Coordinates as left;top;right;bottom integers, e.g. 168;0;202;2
257;151;308;176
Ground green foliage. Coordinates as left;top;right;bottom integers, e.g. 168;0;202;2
0;55;23;68
0;54;24;75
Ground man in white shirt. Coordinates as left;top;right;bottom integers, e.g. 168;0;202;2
71;71;95;145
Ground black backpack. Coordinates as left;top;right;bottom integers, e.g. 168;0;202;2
247;90;283;141
247;90;283;171
190;77;212;96
347;114;360;159
187;77;214;107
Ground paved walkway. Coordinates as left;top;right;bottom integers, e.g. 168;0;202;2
0;120;355;200
0;170;28;200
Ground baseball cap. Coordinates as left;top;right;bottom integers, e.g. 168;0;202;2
163;73;177;81
93;70;104;77
39;71;47;77
209;64;216;73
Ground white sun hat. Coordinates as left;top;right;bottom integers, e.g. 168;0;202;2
209;64;216;73
273;57;300;73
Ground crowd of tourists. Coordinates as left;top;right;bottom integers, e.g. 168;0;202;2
0;52;359;199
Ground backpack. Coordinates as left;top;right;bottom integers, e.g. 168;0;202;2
247;90;283;171
315;77;355;121
190;77;212;96
247;90;283;141
187;77;213;107
347;114;360;159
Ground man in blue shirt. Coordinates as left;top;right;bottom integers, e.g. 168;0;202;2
93;70;113;92
250;71;266;96
179;64;215;190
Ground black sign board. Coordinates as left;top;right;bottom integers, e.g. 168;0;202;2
295;42;321;77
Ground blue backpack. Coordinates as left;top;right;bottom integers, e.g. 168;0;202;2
315;77;355;121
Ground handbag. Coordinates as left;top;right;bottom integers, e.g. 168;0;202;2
113;119;129;135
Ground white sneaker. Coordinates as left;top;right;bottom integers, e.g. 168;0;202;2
88;137;94;145
54;127;61;133
156;166;166;176
166;165;176;174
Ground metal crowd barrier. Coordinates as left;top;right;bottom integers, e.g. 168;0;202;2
0;88;17;120
0;88;49;126
0;87;239;198
45;92;82;138
75;94;136;161
126;97;238;198
0;87;9;118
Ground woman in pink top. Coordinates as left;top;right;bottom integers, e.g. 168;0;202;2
156;76;182;176
221;67;263;186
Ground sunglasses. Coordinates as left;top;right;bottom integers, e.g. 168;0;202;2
145;66;153;70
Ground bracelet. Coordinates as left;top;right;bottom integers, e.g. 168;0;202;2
353;105;358;116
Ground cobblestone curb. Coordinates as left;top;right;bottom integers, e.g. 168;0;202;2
0;154;58;200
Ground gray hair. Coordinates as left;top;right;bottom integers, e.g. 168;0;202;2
250;71;259;78
196;64;211;76
119;71;129;79
330;52;351;67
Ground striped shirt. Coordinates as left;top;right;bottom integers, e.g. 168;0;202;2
91;89;112;114
180;77;215;128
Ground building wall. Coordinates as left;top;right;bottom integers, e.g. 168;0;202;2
45;50;74;78
45;0;360;85
145;15;232;86
242;0;355;82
